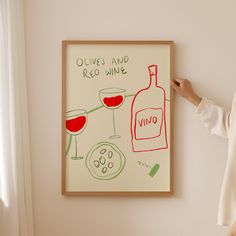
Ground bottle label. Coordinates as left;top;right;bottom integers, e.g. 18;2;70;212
134;108;163;140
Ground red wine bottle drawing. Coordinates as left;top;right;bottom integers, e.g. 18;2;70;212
131;65;168;152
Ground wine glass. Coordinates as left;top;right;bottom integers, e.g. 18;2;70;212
99;88;126;139
66;109;87;160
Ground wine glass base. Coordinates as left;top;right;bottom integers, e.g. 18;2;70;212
109;135;121;139
71;156;83;160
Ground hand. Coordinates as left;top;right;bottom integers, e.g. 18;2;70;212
170;77;202;107
228;221;236;236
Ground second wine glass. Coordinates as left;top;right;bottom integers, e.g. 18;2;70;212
99;88;126;139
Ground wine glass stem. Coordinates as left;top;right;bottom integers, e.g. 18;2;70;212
112;109;116;136
66;134;72;155
75;135;78;157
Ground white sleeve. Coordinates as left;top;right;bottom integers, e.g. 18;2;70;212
196;97;231;138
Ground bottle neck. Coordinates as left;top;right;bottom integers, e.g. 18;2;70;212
148;74;158;88
148;65;158;88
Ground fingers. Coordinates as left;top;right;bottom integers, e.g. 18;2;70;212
170;80;179;91
174;77;185;83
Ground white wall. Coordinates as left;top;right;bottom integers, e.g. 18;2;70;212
24;0;236;235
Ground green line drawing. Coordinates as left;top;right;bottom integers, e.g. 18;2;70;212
87;105;104;114
125;94;136;98
70;135;83;160
86;141;126;180
66;135;72;155
137;161;160;178
112;109;118;138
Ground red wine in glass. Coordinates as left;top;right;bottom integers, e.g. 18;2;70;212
99;88;126;139
66;109;87;160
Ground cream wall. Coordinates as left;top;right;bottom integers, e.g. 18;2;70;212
24;0;236;235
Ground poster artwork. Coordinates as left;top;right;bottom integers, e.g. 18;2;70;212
62;41;173;195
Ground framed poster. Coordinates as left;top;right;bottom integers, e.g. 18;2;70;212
62;40;174;196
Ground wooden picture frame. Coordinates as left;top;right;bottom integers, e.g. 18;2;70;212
62;40;174;196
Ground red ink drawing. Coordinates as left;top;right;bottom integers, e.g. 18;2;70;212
134;107;163;140
103;95;124;108
131;64;168;152
66;115;87;133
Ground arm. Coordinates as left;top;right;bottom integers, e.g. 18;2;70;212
170;78;202;106
229;222;236;236
170;78;231;138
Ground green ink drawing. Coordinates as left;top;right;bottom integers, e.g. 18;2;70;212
111;56;129;65
82;68;100;79
87;105;103;114
125;94;136;98
86;142;126;180
149;164;160;177
104;66;128;76
66;135;72;155
137;161;160;178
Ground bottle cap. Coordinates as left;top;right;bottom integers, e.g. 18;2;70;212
148;64;158;76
